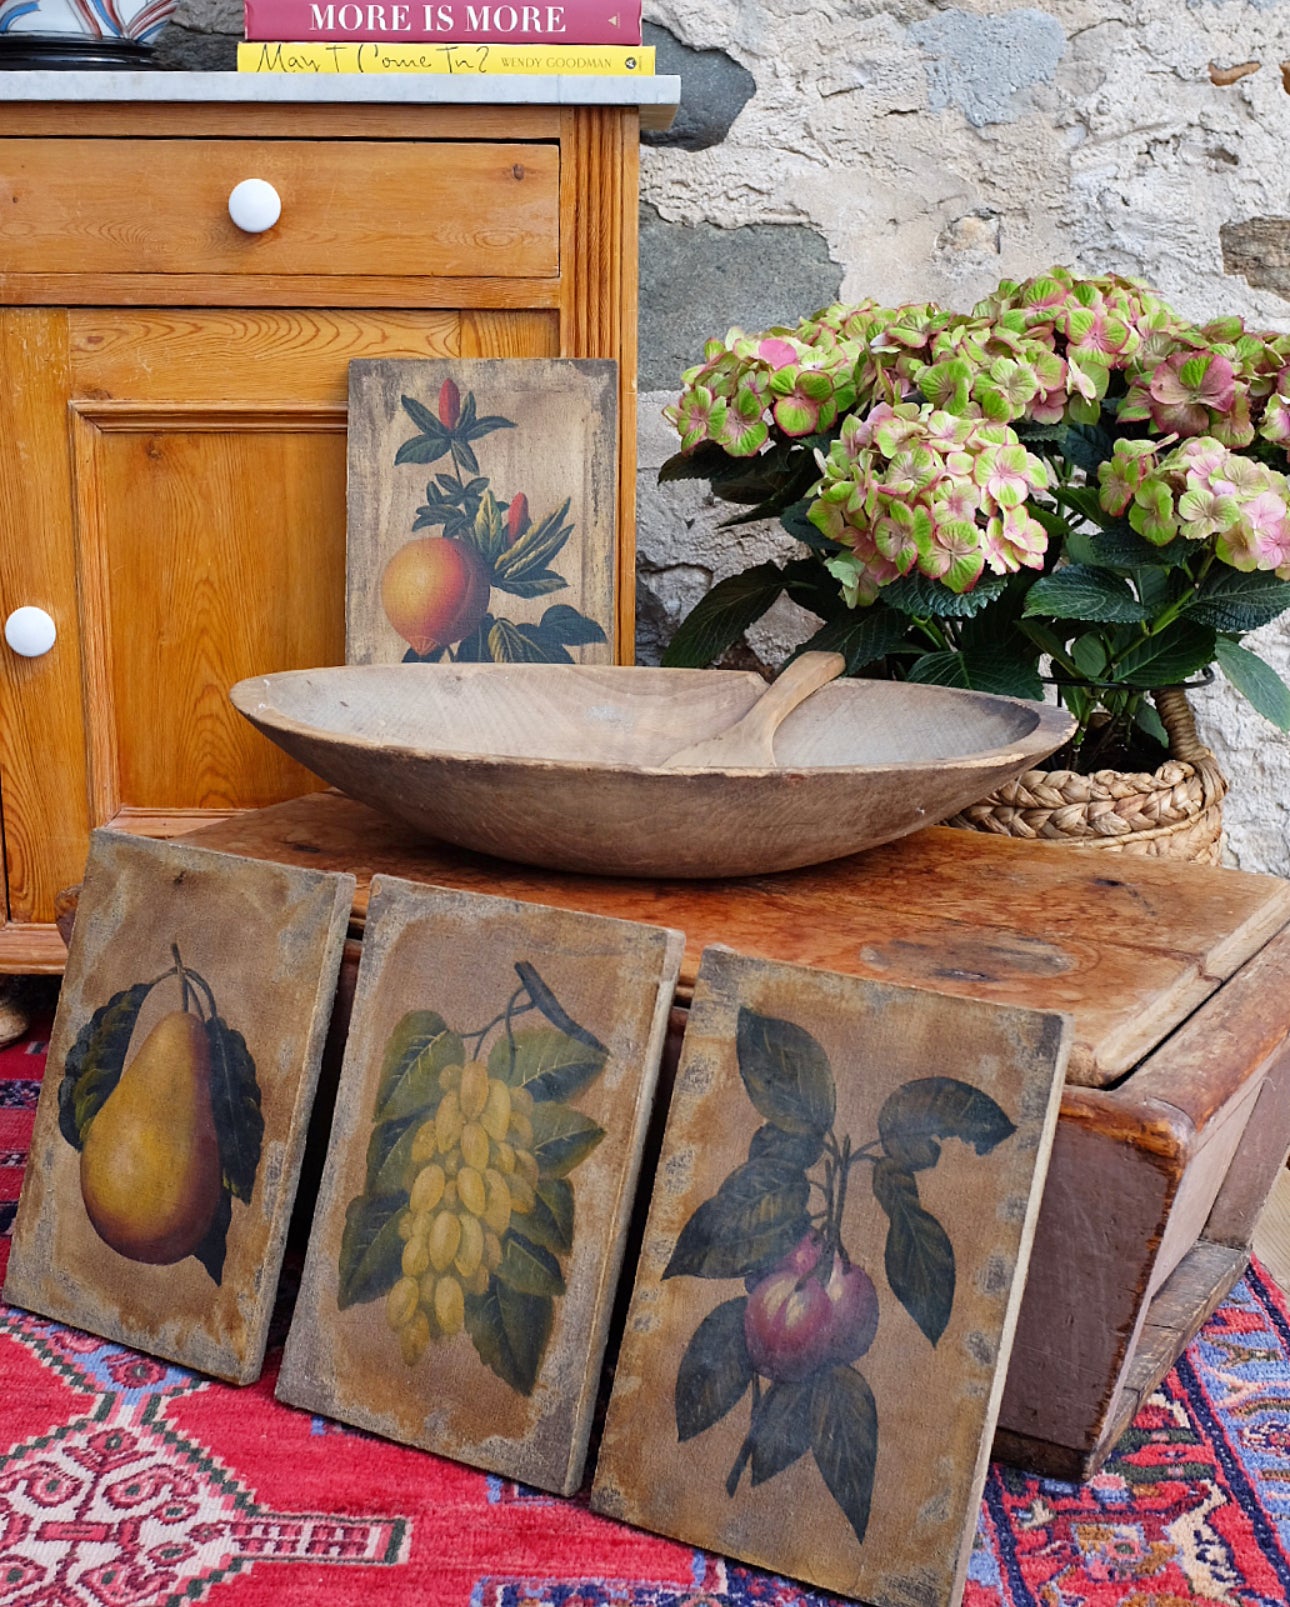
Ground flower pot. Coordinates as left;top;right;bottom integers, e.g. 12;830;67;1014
945;687;1227;865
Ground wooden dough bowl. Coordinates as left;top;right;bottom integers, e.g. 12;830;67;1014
229;664;1075;879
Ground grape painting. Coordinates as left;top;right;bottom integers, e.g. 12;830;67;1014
665;1007;1017;1547
337;960;609;1395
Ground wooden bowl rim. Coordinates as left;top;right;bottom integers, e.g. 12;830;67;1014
229;665;1077;779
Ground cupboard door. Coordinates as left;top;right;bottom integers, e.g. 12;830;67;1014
0;310;90;927
0;306;559;928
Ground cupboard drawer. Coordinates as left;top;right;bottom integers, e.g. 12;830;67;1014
0;139;559;280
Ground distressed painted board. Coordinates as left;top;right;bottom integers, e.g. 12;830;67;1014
591;946;1070;1607
182;791;1290;1088
276;875;683;1496
4;831;353;1384
345;357;618;666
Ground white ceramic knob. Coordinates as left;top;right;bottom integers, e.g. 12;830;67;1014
228;178;282;234
4;606;56;658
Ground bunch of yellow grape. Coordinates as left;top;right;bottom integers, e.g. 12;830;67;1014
384;1059;537;1364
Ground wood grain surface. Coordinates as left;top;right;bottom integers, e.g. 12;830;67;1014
183;792;1290;1089
0;139;560;281
0;310;90;926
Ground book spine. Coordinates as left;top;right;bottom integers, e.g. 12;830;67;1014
237;39;653;71
243;0;642;44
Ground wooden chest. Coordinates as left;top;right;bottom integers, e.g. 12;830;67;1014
171;791;1290;1479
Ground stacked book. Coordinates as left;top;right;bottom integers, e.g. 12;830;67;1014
237;0;652;73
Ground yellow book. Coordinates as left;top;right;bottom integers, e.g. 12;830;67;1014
237;39;654;72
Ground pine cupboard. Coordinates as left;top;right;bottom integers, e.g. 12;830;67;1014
0;81;675;969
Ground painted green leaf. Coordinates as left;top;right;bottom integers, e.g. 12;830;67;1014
205;1014;263;1204
811;1365;878;1544
399;393;448;438
528;1101;605;1177
58;981;154;1150
747;1122;824;1170
490;572;569;601
488;619;573;664
517;1178;575;1254
490;1024;607;1104
468;488;509;565
749;1377;815;1486
463;411;516;440
535;605;608;648
465;1279;552;1395
675;1297;753;1442
736;1008;835;1135
495;1230;565;1297
664;1158;810;1281
872;1159;955;1346
394;436;453;467
191;1188;232;1287
338;1192;406;1310
1215;638;1290;731
364;1113;419;1199
375;1012;462;1124
878;1077;1017;1172
494;498;574;581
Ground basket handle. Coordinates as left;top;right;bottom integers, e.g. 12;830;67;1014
1152;686;1227;804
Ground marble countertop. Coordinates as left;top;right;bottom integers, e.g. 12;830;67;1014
0;68;680;127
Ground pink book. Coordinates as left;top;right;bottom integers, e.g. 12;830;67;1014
243;0;643;43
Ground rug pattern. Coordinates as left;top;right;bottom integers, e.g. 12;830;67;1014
2;1024;1290;1605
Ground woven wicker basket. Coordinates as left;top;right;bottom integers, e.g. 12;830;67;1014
946;686;1227;865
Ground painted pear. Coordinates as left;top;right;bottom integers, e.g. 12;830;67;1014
80;1009;223;1264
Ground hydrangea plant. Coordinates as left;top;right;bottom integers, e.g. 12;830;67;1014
660;269;1290;769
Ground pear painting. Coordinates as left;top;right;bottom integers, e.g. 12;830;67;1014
58;944;264;1285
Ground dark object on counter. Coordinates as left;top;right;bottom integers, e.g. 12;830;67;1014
0;32;159;68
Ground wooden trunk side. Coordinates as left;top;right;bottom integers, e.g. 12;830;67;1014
1111;927;1290;1132
1144;1076;1263;1303
1205;1037;1290;1248
994;1107;1179;1454
993;1241;1247;1480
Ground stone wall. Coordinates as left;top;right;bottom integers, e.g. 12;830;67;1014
163;0;1290;872
634;1;1290;876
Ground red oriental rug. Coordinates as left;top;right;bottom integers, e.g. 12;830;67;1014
2;1021;1290;1606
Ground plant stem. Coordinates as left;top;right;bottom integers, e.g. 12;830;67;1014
171;943;194;1016
726;1376;762;1497
833;1134;853;1249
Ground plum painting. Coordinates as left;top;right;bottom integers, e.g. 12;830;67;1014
277;876;682;1497
346;358;618;666
4;830;353;1385
592;946;1070;1607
